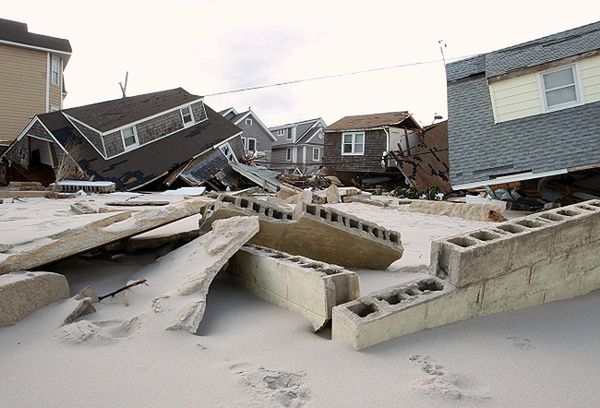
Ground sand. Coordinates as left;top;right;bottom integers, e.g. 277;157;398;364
1;200;599;407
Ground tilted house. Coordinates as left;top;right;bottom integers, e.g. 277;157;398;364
0;88;244;190
269;118;326;173
220;107;276;166
323;112;421;184
0;18;71;142
447;21;600;190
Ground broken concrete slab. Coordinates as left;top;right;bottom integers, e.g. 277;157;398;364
342;194;389;207
0;199;208;275
70;202;96;215
333;200;600;350
200;195;403;269
0;271;70;327
166;215;260;333
227;244;360;331
63;287;98;325
408;200;505;222
325;184;340;204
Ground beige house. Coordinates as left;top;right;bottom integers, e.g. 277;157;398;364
0;19;71;142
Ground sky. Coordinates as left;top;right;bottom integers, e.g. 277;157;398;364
3;1;599;127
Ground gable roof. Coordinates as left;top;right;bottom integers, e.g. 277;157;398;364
221;107;277;142
63;88;200;133
447;21;600;82
0;18;71;55
34;104;241;191
295;118;325;144
325;112;418;132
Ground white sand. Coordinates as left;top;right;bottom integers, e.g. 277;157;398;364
1;201;599;407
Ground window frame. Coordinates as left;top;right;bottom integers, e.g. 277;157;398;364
245;118;253;126
286;128;292;140
51;56;60;85
180;106;195;127
277;129;285;136
341;131;365;156
246;137;257;151
538;64;583;113
286;148;292;161
219;142;239;163
312;147;320;161
121;126;139;150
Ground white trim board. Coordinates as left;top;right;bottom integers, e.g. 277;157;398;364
452;168;569;190
0;39;72;57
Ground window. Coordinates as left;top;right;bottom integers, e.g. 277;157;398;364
277;129;285;136
313;147;320;161
286;148;292;161
121;126;139;149
247;138;256;151
540;66;581;111
245;118;253;126
51;56;59;85
219;142;238;163
180;106;194;127
342;132;364;155
286;128;292;140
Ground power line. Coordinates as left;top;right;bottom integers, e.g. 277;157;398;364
204;55;476;97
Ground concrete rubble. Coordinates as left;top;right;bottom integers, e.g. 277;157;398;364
0;198;208;275
333;200;600;350
166;216;260;333
227;244;360;331
200;195;404;269
0;271;70;327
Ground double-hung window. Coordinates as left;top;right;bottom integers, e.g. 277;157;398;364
540;66;581;111
286;148;292;161
313;147;320;161
180;106;194;127
51;56;60;85
277;129;285;136
342;132;364;155
247;138;256;151
121;126;139;149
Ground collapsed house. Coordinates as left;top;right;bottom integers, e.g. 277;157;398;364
0;88;245;191
447;21;600;199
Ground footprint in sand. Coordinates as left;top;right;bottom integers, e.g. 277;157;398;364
230;363;311;408
56;315;144;345
506;336;536;351
409;355;491;401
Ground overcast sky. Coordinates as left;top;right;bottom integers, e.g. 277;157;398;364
4;1;599;126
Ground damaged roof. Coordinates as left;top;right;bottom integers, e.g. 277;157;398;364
395;121;451;194
37;105;241;190
0;18;71;54
447;21;600;81
64;88;201;132
325;112;418;132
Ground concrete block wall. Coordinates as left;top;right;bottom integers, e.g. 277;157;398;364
333;200;600;349
227;244;360;331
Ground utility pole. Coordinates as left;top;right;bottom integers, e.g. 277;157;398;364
119;71;129;98
438;40;447;66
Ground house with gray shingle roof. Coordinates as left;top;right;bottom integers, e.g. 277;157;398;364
269;118;326;173
447;21;600;190
220;107;276;166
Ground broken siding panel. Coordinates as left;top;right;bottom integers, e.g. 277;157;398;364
0;44;47;140
580;54;600;104
70;121;105;156
28;121;54;142
4;136;30;169
136;109;183;145
103;131;125;157
489;73;542;123
191;101;207;122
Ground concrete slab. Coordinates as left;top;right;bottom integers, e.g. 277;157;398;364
227;245;360;331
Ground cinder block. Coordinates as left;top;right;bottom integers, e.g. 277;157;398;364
543;275;582;304
566;246;600;276
227;245;360;331
480;268;543;315
503;218;557;270
579;266;600;296
528;253;569;292
549;208;593;254
425;283;482;328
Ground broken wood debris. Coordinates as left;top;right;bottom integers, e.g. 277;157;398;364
98;279;148;302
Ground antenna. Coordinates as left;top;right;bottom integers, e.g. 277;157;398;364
438;40;447;66
119;71;129;98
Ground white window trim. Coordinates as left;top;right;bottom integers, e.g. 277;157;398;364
121;126;139;150
313;147;320;161
286;148;292;161
286;129;292;140
245;118;253;126
218;142;239;163
51;56;59;85
246;137;257;151
341;131;365;156
180;105;195;128
277;129;285;136
538;64;584;113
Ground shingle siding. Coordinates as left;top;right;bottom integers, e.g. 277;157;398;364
191;101;207;122
70;121;104;156
4;133;29;169
323;129;387;173
28;121;53;141
104;131;125;157
136;109;183;145
448;74;600;187
237;115;273;161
